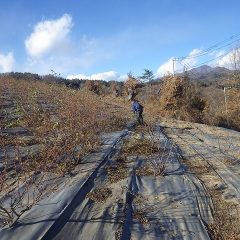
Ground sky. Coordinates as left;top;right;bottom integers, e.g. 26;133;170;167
0;0;240;81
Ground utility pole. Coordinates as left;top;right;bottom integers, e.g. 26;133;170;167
223;86;231;127
183;65;188;78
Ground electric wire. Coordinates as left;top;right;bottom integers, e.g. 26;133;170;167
177;32;240;60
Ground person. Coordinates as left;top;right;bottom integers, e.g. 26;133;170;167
131;99;144;125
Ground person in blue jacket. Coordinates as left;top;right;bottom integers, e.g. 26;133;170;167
131;99;144;125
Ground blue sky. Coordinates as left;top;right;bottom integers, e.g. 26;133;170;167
0;0;240;80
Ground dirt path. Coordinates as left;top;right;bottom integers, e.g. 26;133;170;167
37;124;214;240
118;125;213;240
161;119;240;239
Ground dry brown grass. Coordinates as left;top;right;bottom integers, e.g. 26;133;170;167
181;153;240;239
207;190;240;240
201;83;240;131
124;75;140;94
115;229;123;240
86;187;112;203
121;138;160;156
0;76;130;226
106;162;128;183
157;75;206;122
135;161;166;176
0;77;129;173
135;164;157;176
133;209;149;225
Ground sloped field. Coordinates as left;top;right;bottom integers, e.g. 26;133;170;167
0;78;240;240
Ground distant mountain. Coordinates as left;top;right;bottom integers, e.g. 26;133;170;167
187;65;231;84
189;65;214;75
152;65;232;85
189;65;230;75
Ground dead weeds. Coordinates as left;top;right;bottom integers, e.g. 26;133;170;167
207;190;240;240
86;187;112;203
122;138;161;156
181;153;240;239
133;210;149;225
115;229;122;240
106;163;128;183
0;77;129;226
135;164;165;177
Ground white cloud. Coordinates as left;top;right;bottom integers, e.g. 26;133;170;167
185;48;201;65
188;48;202;57
216;52;231;68
216;48;240;69
0;52;14;72
156;48;203;77
23;21;117;75
25;14;73;57
23;21;135;76
91;71;125;81
67;71;127;81
67;73;88;79
156;57;175;77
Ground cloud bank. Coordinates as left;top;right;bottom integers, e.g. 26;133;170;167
67;71;127;81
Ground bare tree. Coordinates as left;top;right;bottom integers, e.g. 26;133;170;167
230;47;240;84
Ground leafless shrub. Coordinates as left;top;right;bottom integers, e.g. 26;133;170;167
0;76;130;227
122;123;169;177
0;77;129;174
0;146;68;227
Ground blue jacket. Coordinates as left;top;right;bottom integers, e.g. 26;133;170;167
132;101;143;113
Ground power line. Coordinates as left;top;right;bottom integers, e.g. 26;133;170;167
180;38;240;60
189;48;233;69
177;32;240;60
166;32;240;78
178;33;240;59
174;48;234;79
178;61;200;79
